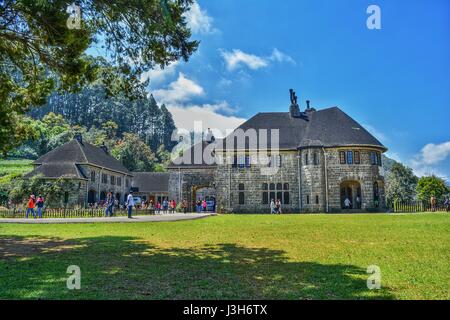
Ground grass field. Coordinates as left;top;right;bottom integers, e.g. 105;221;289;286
0;159;33;184
0;213;448;300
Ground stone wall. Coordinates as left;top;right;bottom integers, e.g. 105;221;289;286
324;148;385;211
214;152;301;213
169;146;386;213
168;167;216;211
80;165;132;205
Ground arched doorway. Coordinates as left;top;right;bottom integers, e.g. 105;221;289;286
193;186;216;212
340;181;362;209
88;189;97;205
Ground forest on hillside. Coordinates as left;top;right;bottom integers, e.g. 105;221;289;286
9;83;178;173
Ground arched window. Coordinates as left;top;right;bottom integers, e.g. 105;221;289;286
238;183;245;205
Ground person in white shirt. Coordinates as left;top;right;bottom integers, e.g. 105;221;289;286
344;197;351;212
126;192;135;218
270;199;276;214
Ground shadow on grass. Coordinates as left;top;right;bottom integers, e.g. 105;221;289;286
0;235;394;299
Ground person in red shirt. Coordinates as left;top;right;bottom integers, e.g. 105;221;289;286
171;200;177;213
202;199;207;212
26;195;36;218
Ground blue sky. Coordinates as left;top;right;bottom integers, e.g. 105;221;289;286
140;0;450;180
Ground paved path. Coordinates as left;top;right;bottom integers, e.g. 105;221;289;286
0;213;215;224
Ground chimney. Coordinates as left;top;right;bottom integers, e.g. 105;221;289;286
100;143;108;154
74;133;83;144
205;128;215;143
305;100;316;113
289;89;301;118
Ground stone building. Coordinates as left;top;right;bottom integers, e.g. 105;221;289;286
131;172;170;204
26;134;133;207
168;90;387;213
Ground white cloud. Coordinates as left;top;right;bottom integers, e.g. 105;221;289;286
420;141;450;165
184;1;216;34
220;49;268;71
167;104;246;137
140;61;179;86
406;141;450;181
268;48;296;65
153;73;204;104
220;48;296;71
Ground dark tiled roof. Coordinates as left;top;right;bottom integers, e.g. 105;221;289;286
27;139;131;179
24;163;87;179
131;172;170;192
216;107;386;151
34;139;131;174
169;106;386;168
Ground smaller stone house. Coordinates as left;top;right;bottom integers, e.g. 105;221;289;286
25;134;133;207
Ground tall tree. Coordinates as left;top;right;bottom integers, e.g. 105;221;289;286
416;175;448;202
159;104;177;151
385;162;418;203
112;133;156;172
0;0;198;155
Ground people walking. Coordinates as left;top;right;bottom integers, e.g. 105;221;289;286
126;191;134;218
430;196;437;212
202;199;207;212
26;195;36;218
444;197;450;212
356;196;361;209
276;199;282;214
344;197;351;212
270;199;276;214
170;199;176;213
162;199;169;213
105;192;114;217
182;199;188;214
36;195;44;218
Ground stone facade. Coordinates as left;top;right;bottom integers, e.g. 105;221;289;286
169;167;216;211
168;147;385;213
80;165;132;205
42;165;132;207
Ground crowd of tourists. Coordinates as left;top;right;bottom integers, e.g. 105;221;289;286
16;192;450;219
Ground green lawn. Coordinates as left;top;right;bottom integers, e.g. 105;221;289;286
0;213;448;300
0;159;33;184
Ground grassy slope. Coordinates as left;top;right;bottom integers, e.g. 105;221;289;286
0;159;33;184
0;213;448;300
